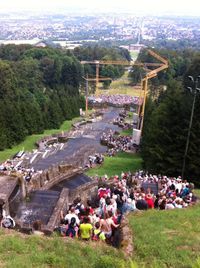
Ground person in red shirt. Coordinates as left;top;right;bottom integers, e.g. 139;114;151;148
145;188;154;209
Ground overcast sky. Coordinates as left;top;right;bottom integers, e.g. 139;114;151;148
1;0;200;15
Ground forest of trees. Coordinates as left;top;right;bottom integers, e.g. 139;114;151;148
0;44;128;151
140;48;200;184
0;44;85;150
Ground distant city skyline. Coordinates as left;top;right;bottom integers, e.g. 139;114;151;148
0;0;200;16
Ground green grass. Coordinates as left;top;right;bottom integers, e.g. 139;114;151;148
86;152;142;177
100;72;141;97
194;189;200;197
0;117;81;162
120;129;133;136
0;231;126;268
130;50;139;61
1;200;200;268
129;203;200;268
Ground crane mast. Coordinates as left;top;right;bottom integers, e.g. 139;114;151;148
81;49;168;142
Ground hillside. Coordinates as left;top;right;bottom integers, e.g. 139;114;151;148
0;197;200;268
129;193;200;268
0;229;125;268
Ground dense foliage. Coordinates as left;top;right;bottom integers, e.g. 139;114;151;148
128;66;146;86
143;38;200;51
141;48;200;183
0;44;85;150
0;44;130;151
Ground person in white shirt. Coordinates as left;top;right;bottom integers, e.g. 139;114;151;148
64;207;80;226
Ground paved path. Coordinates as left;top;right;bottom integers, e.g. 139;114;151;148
32;108;121;171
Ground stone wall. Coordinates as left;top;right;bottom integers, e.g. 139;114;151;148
43;179;98;234
26;165;83;194
16;188;69;235
17;177;98;234
0;176;19;215
120;212;134;257
36;131;73;150
68;180;98;205
44;188;69;234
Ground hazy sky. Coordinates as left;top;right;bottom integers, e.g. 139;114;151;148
1;0;200;15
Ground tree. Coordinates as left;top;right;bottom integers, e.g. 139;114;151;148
0;45;85;150
141;81;189;176
128;66;146;86
0;60;15;99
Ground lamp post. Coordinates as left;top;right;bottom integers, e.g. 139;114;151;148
181;75;200;179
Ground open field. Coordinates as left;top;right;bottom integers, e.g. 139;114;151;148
97;72;142;97
130;50;139;61
194;189;200;197
86;152;143;178
108;72;141;97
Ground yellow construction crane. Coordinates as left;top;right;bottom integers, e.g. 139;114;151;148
138;50;168;134
81;59;163;96
81;49;168;140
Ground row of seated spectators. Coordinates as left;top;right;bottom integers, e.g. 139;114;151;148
89;94;141;106
100;130;134;156
54;171;196;247
132;171;196;210
113;110;133;130
0;160;38;182
113;118;132;130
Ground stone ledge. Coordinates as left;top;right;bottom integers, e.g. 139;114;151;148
120;212;134;258
44;188;69;234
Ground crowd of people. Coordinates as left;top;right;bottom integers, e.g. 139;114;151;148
132;171;196;210
0;108;197;247
55;193;122;247
89;94;141;107
0;159;37;182
87;154;104;168
100;130;134;156
113;115;132;129
54;171;196;247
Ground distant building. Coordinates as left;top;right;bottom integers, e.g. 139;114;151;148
35;41;47;48
0;38;41;46
129;44;146;51
52;41;82;49
120;44;146;52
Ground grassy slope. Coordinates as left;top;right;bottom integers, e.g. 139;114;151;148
1;196;199;268
0;117;81;163
129;200;200;268
194;189;200;197
130;51;139;61
101;72;141;97
0;230;126;268
86;152;143;177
